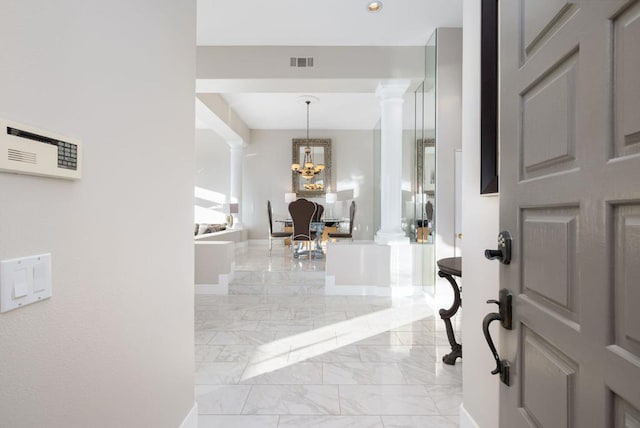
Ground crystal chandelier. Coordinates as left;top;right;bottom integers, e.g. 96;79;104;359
292;100;324;180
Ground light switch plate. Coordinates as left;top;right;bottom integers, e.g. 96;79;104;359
0;253;52;313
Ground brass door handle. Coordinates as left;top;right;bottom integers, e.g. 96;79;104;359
457;233;463;239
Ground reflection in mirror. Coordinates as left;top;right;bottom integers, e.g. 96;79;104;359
291;138;332;197
416;138;435;243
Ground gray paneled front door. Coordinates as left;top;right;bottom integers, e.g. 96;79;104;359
499;0;640;426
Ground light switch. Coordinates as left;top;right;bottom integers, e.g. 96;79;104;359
12;268;29;298
33;262;49;292
1;253;52;313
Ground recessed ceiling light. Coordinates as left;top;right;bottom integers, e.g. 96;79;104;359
367;1;383;12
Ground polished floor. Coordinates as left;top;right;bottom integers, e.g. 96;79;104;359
195;242;462;428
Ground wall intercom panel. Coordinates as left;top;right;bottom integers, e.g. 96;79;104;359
0;118;82;180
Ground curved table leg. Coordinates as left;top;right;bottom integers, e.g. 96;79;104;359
438;270;462;365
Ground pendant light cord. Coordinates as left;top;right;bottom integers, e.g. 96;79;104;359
306;100;310;141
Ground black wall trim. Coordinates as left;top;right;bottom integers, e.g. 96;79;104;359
481;0;499;194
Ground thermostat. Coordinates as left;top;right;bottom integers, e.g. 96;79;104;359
0;118;82;180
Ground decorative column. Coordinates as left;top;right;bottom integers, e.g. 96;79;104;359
375;81;410;244
229;142;245;229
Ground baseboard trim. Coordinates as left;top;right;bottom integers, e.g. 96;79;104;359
460;403;481;428
179;402;198;428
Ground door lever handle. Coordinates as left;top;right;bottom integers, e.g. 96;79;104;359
484;230;512;264
482;289;513;386
484;249;503;260
483;312;505;376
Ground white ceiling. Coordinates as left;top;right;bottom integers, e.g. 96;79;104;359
197;0;462;46
196;0;460;131
222;93;383;130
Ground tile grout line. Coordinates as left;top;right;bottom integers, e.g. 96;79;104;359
239;384;252;415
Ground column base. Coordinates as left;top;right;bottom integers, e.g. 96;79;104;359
374;230;410;245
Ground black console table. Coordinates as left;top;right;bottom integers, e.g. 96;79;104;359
437;257;462;365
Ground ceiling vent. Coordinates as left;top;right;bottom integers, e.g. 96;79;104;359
290;57;314;68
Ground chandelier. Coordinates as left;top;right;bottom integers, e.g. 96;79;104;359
292;100;324;180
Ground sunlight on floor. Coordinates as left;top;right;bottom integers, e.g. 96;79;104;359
243;300;435;380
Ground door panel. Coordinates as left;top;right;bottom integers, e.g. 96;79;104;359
523;0;576;55
521;327;577;427
615;204;640;355
500;0;640;427
614;1;640;158
521;52;578;179
614;397;640;428
522;207;578;319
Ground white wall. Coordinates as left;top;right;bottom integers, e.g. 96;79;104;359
195;129;230;225
197;46;425;80
0;1;196;427
460;0;500;426
245;130;374;240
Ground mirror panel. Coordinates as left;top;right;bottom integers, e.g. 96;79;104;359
291;138;332;197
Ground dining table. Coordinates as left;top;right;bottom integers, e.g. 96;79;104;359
276;219;342;258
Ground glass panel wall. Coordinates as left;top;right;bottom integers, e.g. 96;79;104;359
373;119;381;234
420;30;437;293
400;30;437;294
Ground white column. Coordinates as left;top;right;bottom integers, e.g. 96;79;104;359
375;81;410;244
229;143;245;229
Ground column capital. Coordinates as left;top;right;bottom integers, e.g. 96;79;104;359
375;80;411;100
227;140;247;149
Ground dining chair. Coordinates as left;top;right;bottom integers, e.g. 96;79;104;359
328;200;356;241
417;200;434;242
267;200;292;254
310;202;325;241
288;198;317;258
312;203;324;222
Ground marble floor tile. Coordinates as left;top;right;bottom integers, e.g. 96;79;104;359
195;362;247;385
398;360;462;385
241;308;294;321
426;384;463;415
241;354;292;381
339;385;438;415
208;331;277;346
199;319;260;331
242;384;340;415
242;361;323;384
348;331;404;346
286;337;344;364
278;415;384;428
256;319;315;333
195;385;251;414
322;362;407;385
195;309;246;321
394;331;438;346
197;415;279;428
229;285;266;295
296;345;362;364
381;415;459;428
194;331;217;345
357;345;437;363
195;345;224;362
195;243;463;427
215;344;290;363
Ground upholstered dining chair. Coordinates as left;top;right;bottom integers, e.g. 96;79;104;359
328;200;356;241
310;202;325;241
312;203;324;222
267;200;292;254
288;198;317;258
